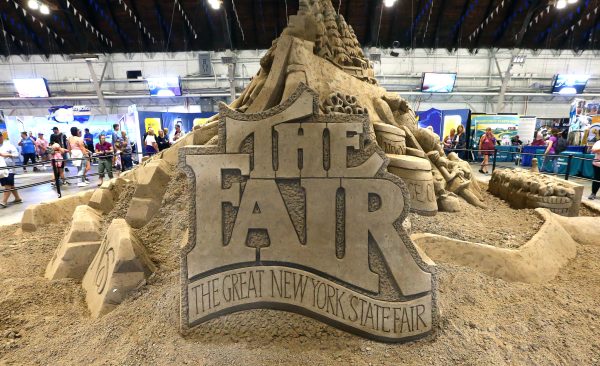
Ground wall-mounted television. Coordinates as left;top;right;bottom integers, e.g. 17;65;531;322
551;74;589;95
13;78;50;98
421;72;456;93
147;77;182;97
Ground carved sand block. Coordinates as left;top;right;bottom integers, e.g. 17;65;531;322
489;169;583;217
21;190;94;232
373;122;407;155
45;205;102;281
126;159;173;228
412;209;578;283
386;154;437;216
180;84;437;343
82;219;156;318
88;187;115;213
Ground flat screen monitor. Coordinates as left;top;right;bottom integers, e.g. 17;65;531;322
147;77;182;97
551;74;589;95
13;78;50;98
421;72;456;93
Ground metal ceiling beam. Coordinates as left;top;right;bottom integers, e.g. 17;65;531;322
365;0;382;46
412;0;429;47
496;0;543;112
0;19;28;56
151;0;171;50
470;0;497;51
433;0;450;49
492;0;519;46
12;4;49;57
579;0;600;51
77;0;110;53
450;0;475;51
123;0;152;53
102;0;129;50
56;0;89;52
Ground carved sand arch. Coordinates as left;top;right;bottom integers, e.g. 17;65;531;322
412;208;591;283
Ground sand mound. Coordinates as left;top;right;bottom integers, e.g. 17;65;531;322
2;165;600;364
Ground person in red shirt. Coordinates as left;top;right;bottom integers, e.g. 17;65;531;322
94;134;113;186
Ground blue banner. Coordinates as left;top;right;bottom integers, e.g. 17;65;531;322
416;108;442;137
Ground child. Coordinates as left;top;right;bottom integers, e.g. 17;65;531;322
50;143;69;185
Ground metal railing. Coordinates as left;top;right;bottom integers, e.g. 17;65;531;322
1;146;598;201
448;147;600;184
0;151;153;198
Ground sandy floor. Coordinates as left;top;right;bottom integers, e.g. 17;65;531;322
1;173;600;365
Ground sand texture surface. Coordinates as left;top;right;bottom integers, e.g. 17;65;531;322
1;173;600;365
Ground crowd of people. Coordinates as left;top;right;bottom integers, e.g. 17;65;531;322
0;123;186;208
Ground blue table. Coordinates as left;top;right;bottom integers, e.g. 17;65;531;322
581;154;596;178
522;146;546;167
556;151;583;176
495;146;517;162
565;145;586;154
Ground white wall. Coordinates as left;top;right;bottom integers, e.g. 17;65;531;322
0;48;598;118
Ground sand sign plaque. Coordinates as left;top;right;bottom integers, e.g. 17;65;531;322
180;85;437;342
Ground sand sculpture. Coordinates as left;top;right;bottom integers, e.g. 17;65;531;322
489;168;583;217
81;219;156;317
180;85;437;342
40;0;596;342
193;0;485;215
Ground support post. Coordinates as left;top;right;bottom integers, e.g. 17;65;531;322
52;158;62;198
565;154;573;181
86;60;108;115
492;148;498;173
228;63;236;104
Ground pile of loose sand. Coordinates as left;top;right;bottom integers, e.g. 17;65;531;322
1;173;599;365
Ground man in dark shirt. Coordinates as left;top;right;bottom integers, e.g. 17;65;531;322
50;127;69;172
95;134;113;186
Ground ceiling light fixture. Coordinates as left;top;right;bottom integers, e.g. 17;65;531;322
384;0;397;7
39;4;50;14
566;0;578;3
556;0;567;8
208;0;222;10
28;0;39;10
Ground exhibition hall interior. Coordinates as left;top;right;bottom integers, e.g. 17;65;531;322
1;0;599;364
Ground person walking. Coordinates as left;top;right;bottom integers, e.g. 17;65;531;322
172;124;183;142
454;125;467;160
50;143;68;185
120;131;133;171
83;128;94;153
443;128;456;154
588;139;600;200
110;124;122;168
18;131;39;172
50;127;70;172
144;128;159;156
479;127;496;174
0;133;23;208
542;128;560;174
156;129;171;151
68;127;89;187
35;133;49;170
95;134;113;186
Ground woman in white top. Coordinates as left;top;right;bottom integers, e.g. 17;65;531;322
68;127;89;187
144;128;159;155
0;133;23;208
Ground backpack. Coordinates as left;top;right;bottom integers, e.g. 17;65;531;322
556;136;568;154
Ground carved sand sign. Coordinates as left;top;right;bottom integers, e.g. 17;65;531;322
180;85;437;342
